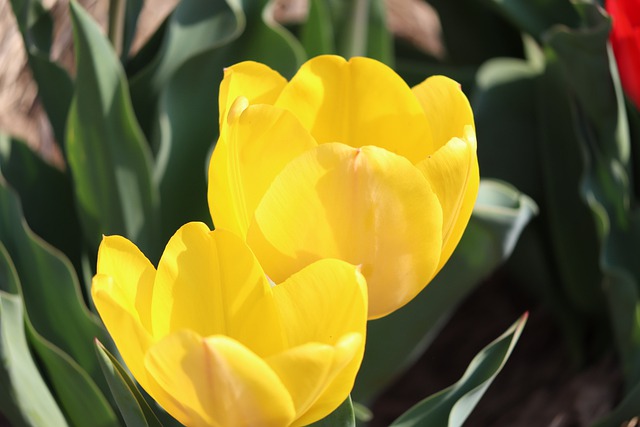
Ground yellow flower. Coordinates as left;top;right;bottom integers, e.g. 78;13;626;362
92;222;367;427
208;55;479;319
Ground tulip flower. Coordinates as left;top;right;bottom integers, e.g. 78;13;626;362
92;222;367;427
209;55;479;319
606;0;640;109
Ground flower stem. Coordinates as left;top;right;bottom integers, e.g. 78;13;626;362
108;0;126;57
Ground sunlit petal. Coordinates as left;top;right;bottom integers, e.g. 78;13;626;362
273;258;367;346
145;330;296;427
92;275;188;423
151;223;284;356
266;334;362;426
209;104;317;237
412;75;475;153
219;61;287;127
248;143;443;318
275;55;433;163
416;128;479;273
95;235;155;332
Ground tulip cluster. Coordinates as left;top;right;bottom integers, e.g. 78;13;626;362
92;55;478;426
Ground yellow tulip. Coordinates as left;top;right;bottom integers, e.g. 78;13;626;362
209;55;479;319
92;222;367;427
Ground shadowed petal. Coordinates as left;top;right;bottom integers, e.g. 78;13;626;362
275;55;433;163
248;143;443;318
266;334;363;426
92;275;188;423
416;128;479;274
151;223;284;356
209;104;317;238
144;330;296;427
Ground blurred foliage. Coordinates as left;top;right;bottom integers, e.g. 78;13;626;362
0;0;542;425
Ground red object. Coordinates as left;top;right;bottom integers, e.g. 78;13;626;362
606;0;640;109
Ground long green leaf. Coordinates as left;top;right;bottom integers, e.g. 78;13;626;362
545;2;640;389
0;135;83;281
0;288;68;427
0;175;112;399
301;0;335;56
67;1;158;257
129;0;245;137
390;313;528;427
96;341;163;427
472;46;607;362
353;180;536;403
0;212;116;427
122;0;144;61
135;0;304;244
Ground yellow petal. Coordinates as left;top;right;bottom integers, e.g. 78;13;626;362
150;223;284;356
412;75;475;153
273;258;367;346
416;128;479;274
265;334;363;426
208;104;317;238
248;143;443;318
144;330;296;427
94;235;155;332
92;275;188;423
275;55;433;163
219;61;287;127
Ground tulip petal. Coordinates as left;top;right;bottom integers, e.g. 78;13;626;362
273;258;367;346
248;143;443;318
144;330;296;427
95;235;155;332
151;223;284;356
208;104;317;238
219;61;287;127
416;129;479;274
92;275;188;423
412;75;475;152
265;334;363;426
275;55;433;163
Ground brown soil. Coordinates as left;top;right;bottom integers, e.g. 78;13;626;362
370;272;622;427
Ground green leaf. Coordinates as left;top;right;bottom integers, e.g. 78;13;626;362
8;0;73;147
122;0;144;61
472;42;607;362
0;175;113;401
128;0;245;137
0;222;116;427
335;0;393;65
27;321;119;427
301;0;335;56
0;290;68;427
545;2;640;388
366;0;394;66
308;396;355;427
485;0;579;39
67;1;159;256
353;180;537;403
95;341;163;427
132;0;304;244
0;135;83;280
389;313;528;427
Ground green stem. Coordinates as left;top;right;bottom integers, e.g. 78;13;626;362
346;0;369;58
108;0;126;57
